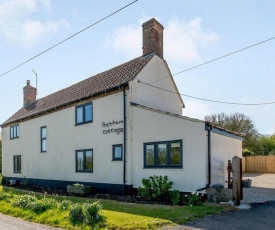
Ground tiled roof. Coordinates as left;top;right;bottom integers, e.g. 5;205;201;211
2;54;154;126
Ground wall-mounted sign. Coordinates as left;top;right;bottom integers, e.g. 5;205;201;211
102;120;123;135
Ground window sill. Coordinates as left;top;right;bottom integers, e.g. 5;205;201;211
143;166;183;169
75;171;93;173
75;121;93;126
10;137;19;140
112;158;123;161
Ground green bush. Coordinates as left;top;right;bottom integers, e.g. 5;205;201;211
170;190;180;205
138;175;173;202
69;203;84;224
12;194;58;213
59;199;73;210
83;202;102;224
69;202;102;225
183;192;202;206
12;194;37;209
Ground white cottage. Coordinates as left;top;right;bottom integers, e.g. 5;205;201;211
1;19;242;195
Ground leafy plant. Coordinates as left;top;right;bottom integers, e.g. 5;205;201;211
138;175;173;202
170;190;180;205
183;192;202;206
12;194;57;213
69;203;84;224
69;202;102;225
59;199;73;210
83;202;102;224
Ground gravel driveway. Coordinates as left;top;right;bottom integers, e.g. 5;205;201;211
242;173;275;203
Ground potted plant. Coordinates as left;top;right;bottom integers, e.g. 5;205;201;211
67;183;91;196
242;178;252;188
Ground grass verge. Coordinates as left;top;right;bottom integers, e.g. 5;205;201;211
0;186;231;229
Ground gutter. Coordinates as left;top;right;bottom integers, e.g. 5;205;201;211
197;122;212;191
123;88;127;195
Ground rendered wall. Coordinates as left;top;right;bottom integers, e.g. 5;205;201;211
2;91;126;185
130;55;183;115
211;131;243;187
129;105;207;192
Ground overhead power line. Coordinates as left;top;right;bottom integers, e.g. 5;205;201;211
137;80;275;106
173;35;275;76
0;0;138;78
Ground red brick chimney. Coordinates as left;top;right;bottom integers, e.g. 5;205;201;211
142;18;164;58
23;80;37;107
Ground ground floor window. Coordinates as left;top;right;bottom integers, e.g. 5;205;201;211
113;144;123;160
75;149;93;172
13;155;21;173
144;140;182;168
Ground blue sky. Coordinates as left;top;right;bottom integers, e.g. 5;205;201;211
1;0;275;134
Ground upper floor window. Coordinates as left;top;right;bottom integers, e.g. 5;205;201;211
144;140;182;168
10;124;19;139
75;103;93;125
13;155;21;173
41;126;47;152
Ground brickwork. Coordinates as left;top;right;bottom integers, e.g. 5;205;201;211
142;18;164;58
23;80;37;107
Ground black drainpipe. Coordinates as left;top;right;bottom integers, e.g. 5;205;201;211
197;122;212;191
123;88;127;195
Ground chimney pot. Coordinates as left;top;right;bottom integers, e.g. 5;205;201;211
142;18;164;58
23;80;37;107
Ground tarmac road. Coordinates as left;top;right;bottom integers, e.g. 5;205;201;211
0;213;59;230
162;201;275;230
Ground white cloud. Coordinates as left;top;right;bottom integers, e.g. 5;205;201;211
0;0;68;47
183;100;212;120
105;17;218;62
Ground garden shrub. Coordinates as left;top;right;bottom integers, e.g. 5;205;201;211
12;194;37;209
69;202;102;225
183;192;202;206
138;175;173;202
0;193;8;200
83;202;102;224
69;203;84;224
59;199;73;210
12;194;58;213
170;190;180;205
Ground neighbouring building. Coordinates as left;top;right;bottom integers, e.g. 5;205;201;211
1;18;243;195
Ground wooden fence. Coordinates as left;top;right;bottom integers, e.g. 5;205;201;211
243;156;275;173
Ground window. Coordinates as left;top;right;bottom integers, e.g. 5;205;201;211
76;149;93;172
13;155;21;173
75;103;93;125
10;124;19;139
144;140;182;168
41;126;47;152
113;144;123;160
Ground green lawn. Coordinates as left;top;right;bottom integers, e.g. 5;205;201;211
0;186;230;229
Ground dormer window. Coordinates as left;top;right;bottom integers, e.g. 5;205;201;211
75;103;93;125
10;124;19;139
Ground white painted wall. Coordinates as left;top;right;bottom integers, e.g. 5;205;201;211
129;105;208;192
211;131;243;188
2;91;126;185
130;55;184;115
